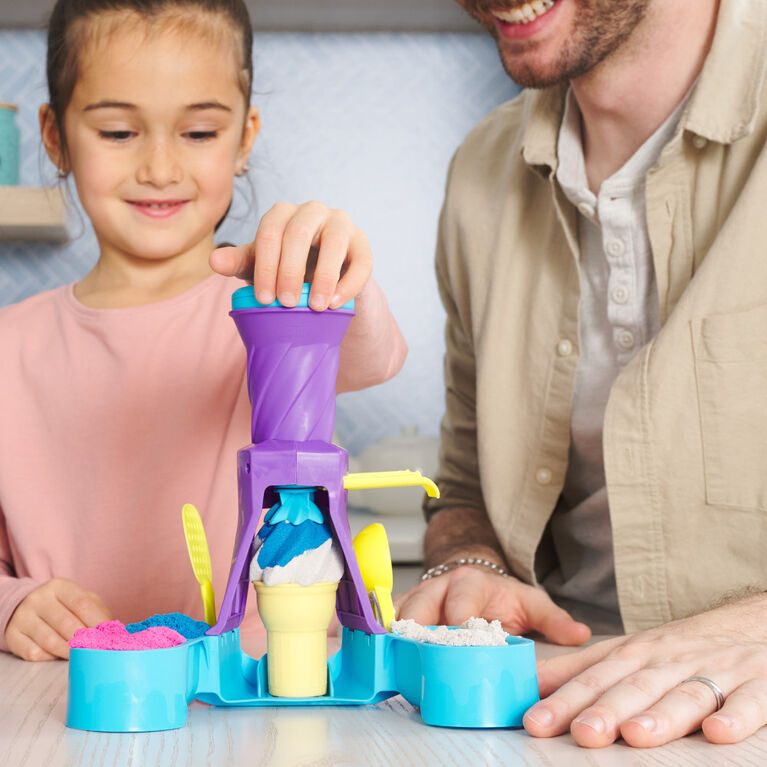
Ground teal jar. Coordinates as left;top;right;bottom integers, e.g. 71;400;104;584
0;103;20;185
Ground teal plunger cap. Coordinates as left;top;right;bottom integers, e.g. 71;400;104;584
232;283;354;311
264;486;325;525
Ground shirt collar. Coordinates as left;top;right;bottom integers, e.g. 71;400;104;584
555;89;595;215
521;0;767;173
521;84;565;173
683;0;767;144
556;85;692;213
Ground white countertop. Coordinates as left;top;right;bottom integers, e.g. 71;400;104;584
2;637;765;766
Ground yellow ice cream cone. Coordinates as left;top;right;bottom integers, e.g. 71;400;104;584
254;580;338;697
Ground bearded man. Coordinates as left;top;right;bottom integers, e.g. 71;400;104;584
397;0;767;749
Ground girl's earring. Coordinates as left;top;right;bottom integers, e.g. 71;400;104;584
57;168;69;179
236;164;250;177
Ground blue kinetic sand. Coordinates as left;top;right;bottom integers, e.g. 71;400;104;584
66;627;539;733
256;520;332;568
126;612;209;639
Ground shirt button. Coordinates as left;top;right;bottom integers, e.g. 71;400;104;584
557;339;574;357
535;467;552;486
617;329;636;350
577;201;595;218
611;285;629;304
606;238;626;257
692;135;708;149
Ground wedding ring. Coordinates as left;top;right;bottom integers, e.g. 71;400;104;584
681;676;725;710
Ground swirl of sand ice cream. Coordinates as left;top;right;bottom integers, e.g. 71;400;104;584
250;531;345;586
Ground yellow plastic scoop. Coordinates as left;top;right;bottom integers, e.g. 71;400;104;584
182;503;216;626
353;523;396;630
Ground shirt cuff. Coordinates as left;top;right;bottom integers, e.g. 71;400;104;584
0;577;42;654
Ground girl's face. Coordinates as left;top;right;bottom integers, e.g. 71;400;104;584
43;17;259;264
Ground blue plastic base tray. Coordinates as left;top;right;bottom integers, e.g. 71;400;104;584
66;627;539;732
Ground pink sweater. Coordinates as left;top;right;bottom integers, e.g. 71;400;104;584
0;274;405;651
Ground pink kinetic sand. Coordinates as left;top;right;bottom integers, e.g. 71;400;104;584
69;620;186;650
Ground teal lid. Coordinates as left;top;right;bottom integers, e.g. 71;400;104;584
231;283;354;311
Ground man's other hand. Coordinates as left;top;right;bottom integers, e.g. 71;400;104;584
394;565;591;646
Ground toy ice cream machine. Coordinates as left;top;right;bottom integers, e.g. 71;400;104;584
65;285;539;733
211;285;439;697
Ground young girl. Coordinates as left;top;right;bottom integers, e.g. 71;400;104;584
0;0;406;661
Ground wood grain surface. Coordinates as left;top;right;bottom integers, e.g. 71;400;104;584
1;641;765;767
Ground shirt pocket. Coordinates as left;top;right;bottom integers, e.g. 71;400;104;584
691;303;767;511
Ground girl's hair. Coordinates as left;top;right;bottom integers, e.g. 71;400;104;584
46;0;253;166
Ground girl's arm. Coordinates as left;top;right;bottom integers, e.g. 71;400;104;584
0;509;42;654
0;502;111;660
336;275;407;393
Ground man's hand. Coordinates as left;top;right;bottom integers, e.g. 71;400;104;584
395;566;591;646
209;201;372;312
5;578;112;661
525;593;767;747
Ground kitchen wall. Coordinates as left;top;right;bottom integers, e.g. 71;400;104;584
0;30;519;453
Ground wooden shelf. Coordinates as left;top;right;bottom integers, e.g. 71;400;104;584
0;186;68;242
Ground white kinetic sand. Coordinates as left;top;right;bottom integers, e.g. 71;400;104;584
389;617;510;646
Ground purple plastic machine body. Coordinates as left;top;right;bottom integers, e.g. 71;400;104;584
209;305;384;636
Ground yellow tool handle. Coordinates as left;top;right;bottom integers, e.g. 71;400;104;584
342;470;440;498
201;580;216;626
182;503;213;583
373;585;396;630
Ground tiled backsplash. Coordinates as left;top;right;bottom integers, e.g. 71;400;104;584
0;30;519;453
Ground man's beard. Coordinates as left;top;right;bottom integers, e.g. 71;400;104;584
462;0;651;89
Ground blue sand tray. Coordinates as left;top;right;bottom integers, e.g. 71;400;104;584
66;627;539;733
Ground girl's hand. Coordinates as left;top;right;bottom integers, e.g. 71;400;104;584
210;201;373;312
525;594;767;747
5;578;112;661
394;566;591;646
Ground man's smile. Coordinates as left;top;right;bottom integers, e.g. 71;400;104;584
491;0;558;25
486;0;564;42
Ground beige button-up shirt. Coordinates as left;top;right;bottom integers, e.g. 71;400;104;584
426;0;767;633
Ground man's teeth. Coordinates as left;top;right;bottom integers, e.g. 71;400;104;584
493;0;555;24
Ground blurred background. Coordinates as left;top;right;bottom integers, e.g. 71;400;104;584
0;2;519;553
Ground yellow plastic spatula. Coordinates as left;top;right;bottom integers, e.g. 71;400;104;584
182;503;216;626
353;523;396;630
